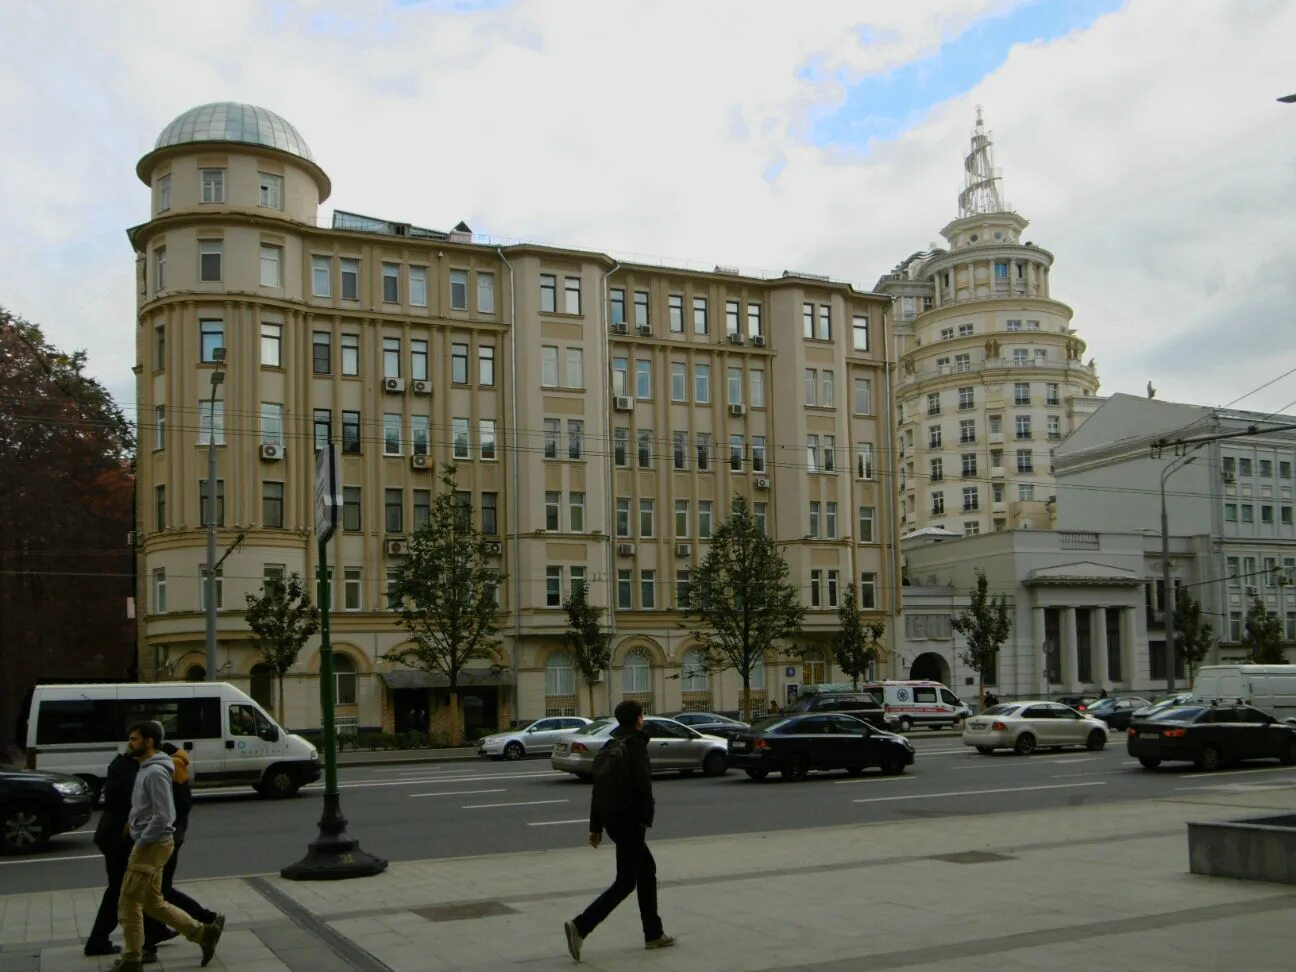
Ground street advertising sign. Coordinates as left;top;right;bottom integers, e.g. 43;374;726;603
314;443;341;544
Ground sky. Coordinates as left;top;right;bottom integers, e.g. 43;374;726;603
2;0;1295;421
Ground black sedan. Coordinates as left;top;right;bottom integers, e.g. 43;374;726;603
660;711;750;740
1127;704;1296;771
726;713;915;782
1;769;93;854
1083;696;1151;731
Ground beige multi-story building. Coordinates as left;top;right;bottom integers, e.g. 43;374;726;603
128;102;896;736
876;112;1102;538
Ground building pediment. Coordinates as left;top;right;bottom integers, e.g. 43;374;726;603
1025;561;1142;587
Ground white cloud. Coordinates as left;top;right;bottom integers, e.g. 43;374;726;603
1;0;1294;416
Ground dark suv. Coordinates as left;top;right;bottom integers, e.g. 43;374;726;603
786;693;896;730
1;769;93;854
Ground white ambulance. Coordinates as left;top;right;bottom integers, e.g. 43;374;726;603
862;680;972;732
24;682;321;802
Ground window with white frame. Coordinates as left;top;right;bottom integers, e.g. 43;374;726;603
199;240;222;282
675;500;689;537
152;568;167;613
385;413;403;455
409;266;428;306
855;443;875;480
616;497;630;537
261;403;284;446
539;274;556;313
567;419;583;460
156;174;171;213
806;434;819;473
749;368;765;407
340;258;359;300
258;172;282;209
565;276;582;314
694;364;711;403
852;314;869;351
479;346;496;385
312;256;331;297
640;569;656;609
382;263;400;303
480;419;497;460
450;269;468;310
853;377;873;414
451;417;469;458
859;572;877;609
259;245;282;288
200;168;225;203
858;506;875;542
199;400;225;445
671;362;687;401
541;346;558;387
477;273;495;313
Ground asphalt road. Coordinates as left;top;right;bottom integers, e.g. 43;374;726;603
8;732;1296;894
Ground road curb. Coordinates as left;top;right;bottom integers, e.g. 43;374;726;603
337;750;480;767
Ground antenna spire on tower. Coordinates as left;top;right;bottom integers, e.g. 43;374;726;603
958;106;1008;217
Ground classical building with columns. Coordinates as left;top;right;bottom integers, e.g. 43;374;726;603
127;102;898;737
876;111;1102;538
902;528;1155;699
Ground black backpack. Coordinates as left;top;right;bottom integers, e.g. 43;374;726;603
591;737;633;819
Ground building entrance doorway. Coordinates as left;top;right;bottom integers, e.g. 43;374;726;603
910;652;951;684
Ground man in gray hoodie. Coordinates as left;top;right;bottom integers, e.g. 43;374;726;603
111;721;224;972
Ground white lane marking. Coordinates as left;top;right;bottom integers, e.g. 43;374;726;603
1178;765;1296;781
409;788;506;798
527;818;589;827
0;853;102;867
329;770;566;790
851;781;1106;804
832;775;917;785
462;798;570;810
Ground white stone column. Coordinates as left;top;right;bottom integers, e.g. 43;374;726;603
1121;607;1137;685
1093;607;1110;689
1061;606;1079;691
1033;606;1047;696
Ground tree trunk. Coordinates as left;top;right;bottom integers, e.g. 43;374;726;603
277;673;285;725
742;678;751;722
978;673;984;709
587;680;596;720
448;684;461;746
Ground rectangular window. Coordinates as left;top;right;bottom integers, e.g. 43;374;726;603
155;484;166;531
153;245;166;293
635;359;652;399
855;443;875;480
382;336;401;379
198;564;224;612
727;367;743;406
960;419;977;444
809;502;821;537
854;377;873;414
669;294;683;332
198;400;225;446
343;567;362;612
410;339;429;381
312;331;331;374
806;435;819;474
752;435;767;473
675;500;690;538
568;492;584;533
446;342;467;384
753;502;767;535
637;428;654;468
810;569;822;608
929;425;943;448
858;506;875;543
200;168;224;203
931;458;944;481
539;274;557;313
409;266;428;307
480;419;497;461
154;405;166;450
449;269;468;310
340;258;359;300
199;240;222;282
634;290;649;328
958;386;974;411
748;301;763;338
694;364;711;403
823;435;836;473
342;410;361;454
567;419;583;460
1014;382;1031;405
413;490;431;531
570;566;587;600
962;453;977;478
545;491;561;531
725;300;740;336
639;499;655;538
826;502;838;539
477;273;495;314
559;347;580;389
670;362;687;402
261;402;284;446
730;433;745;471
804;368;817;406
381;263;400;303
1047;415;1061;439
817;305;831;341
696;433;712;471
452;417;470;459
1016;450;1034;473
931;491;945;514
860;572;877;609
617;569;632;609
565;276;582;314
156;174;171;213
803;303;814;340
962;486;979;511
749;368;765;408
610;288;625;326
384;488;403;534
481;492;498;535
693;296;708;334
1260;459;1274;478
257;172;282;209
821;370;835;408
641;570;656;609
342;486;361;531
541;345;558;387
384;413;402;455
386;569;400;611
341;333;359;375
472;345;495;386
616;497;630;537
411;415;428;456
614;426;629;466
1016;415;1032;439
1018;483;1035;501
852;314;869;351
698;500;713;539
677;569;692;609
312;256;331;297
155;324;166;370
259;245;282;288
199;478;225;527
672;431;687;470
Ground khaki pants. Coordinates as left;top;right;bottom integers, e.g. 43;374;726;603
118;841;203;959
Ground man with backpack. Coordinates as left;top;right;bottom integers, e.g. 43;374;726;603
564;700;674;962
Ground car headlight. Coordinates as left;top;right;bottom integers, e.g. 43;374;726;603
310;749;319;760
54;780;87;796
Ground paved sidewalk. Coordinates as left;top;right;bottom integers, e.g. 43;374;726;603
4;782;1295;972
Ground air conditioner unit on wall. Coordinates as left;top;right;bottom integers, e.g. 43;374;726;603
728;403;746;417
674;543;691;558
1245;586;1259;596
751;334;766;347
260;442;284;461
483;541;502;556
753;477;770;490
637;324;652;336
385;539;409;556
411;379;431;395
384;377;406;393
610;322;628;335
614;396;634;411
728;332;745;345
411;453;430;469
617;542;636;556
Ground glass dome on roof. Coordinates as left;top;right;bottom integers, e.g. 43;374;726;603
154;103;314;162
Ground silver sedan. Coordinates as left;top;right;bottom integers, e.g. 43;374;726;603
550;716;729;778
962;701;1109;755
477;716;592;760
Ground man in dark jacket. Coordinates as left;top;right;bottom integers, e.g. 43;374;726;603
564;700;673;962
85;753;140;956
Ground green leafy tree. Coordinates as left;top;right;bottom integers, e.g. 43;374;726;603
383;466;503;745
1174;587;1215;679
688;495;804;720
244;572;320;720
834;584;886;689
1242;598;1286;664
950;569;1012;707
562;581;612;718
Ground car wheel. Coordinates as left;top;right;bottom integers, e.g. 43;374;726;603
1282;741;1296;766
503;742;524;761
1196;746;1221;772
975;746;995;755
1138;756;1161;769
898;717;913;733
781;756;810;782
1086;730;1106;752
744;769;769;781
1;803;50;855
258;765;300;798
880;753;905;776
1014;733;1037;756
702;752;727;777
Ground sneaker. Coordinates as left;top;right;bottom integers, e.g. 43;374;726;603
564;919;584;962
84;940;121;956
108;958;143;972
199;914;225;967
645;934;676;950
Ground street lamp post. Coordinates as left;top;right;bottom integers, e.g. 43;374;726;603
1160;455;1197;693
204;349;225;681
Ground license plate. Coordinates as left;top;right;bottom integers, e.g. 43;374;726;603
732;741;749;752
968;721;986;729
1139;731;1158;739
555;744;567;753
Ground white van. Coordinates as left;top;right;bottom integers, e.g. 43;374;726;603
863;680;972;731
1192;665;1296;721
25;682;321;801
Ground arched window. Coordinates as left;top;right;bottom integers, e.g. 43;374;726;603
184;664;206;682
681;650;709;693
622;650;651;694
333;652;357;705
250;663;274;711
545;651;575;697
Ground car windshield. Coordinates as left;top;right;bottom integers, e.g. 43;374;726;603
1145;706;1209;722
749;716;789;732
981;704;1021;716
1085;699;1116;713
